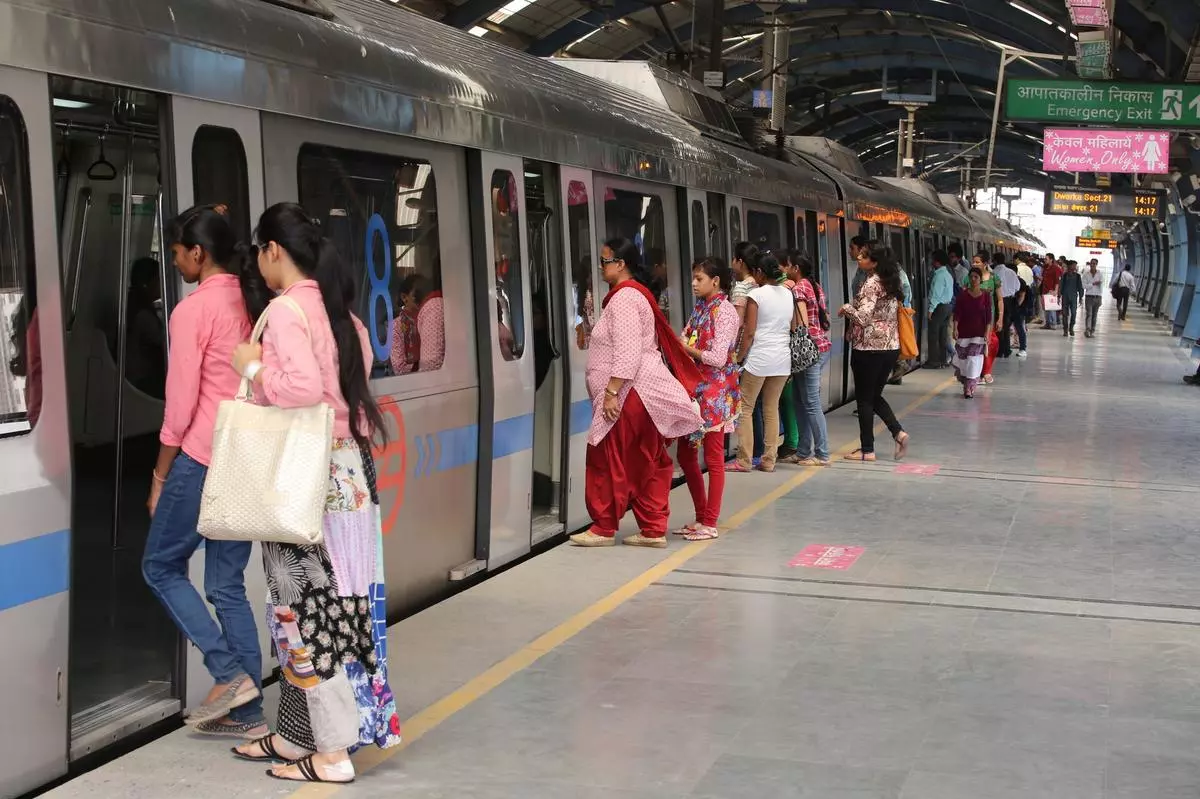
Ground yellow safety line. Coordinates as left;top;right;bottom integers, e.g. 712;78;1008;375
288;375;954;797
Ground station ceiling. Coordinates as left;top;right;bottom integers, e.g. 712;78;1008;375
393;0;1200;191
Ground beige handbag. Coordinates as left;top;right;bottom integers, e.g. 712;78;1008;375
198;296;334;547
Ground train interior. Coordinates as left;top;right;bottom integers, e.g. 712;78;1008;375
51;76;179;751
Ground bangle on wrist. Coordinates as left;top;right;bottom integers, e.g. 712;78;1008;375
605;387;619;397
152;470;167;484
243;359;263;382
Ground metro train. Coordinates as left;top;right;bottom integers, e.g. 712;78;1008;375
0;0;1040;794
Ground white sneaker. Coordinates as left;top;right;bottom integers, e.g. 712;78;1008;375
1017;350;1027;359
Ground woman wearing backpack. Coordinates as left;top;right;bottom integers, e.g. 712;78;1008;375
783;253;831;466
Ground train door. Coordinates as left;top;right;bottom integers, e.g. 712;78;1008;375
169;98;274;711
560;168;598;533
523;161;571;545
683;190;707;318
50;77;180;756
0;65;73;798
842;219;866;403
476;154;536;568
815;213;840;409
595;176;681;326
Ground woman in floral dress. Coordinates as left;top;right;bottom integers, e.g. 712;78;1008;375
674;257;740;541
230;203;401;784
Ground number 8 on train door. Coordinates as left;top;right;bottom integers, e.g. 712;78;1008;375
365;213;393;362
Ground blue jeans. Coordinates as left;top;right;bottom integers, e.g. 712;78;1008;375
142;453;263;723
792;352;830;460
752;395;764;459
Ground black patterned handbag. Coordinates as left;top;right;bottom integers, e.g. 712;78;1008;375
790;325;820;373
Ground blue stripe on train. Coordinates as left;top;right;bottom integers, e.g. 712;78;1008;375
0;529;70;612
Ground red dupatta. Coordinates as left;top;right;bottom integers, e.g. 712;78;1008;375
602;279;702;396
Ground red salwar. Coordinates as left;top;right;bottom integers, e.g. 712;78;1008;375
584;389;673;538
675;431;725;527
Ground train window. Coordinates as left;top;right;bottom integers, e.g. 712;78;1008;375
706;193;726;259
690;200;705;263
603;187;668;314
0;97;36;436
490;169;524;361
192;126;251;240
729;206;742;246
747;209;782;253
567;180;593;350
298;143;443;377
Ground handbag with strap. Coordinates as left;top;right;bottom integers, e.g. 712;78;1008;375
790;325;820;373
897;305;918;360
198;295;334;547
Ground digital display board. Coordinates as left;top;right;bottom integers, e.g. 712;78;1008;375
1044;185;1165;220
1075;237;1119;249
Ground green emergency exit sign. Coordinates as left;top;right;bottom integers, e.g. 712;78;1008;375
1006;78;1200;126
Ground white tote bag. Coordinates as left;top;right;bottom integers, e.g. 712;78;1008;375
198;296;334;546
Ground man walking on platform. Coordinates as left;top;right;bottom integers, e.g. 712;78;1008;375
1112;264;1136;320
1058;260;1084;337
993;253;1020;358
925;250;953;368
1083;259;1104;337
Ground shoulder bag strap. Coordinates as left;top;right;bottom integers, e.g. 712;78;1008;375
237;295;313;401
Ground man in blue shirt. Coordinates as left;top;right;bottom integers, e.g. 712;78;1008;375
925;249;954;368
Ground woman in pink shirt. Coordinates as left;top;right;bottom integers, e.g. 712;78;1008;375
569;238;702;550
231;203;400;784
141;204;272;737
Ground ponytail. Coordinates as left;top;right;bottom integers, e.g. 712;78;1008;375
166;204;271;322
256;202;387;453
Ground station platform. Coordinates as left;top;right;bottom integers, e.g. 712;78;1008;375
44;305;1200;799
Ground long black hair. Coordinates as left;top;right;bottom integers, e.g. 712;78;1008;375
692;256;732;294
733;241;759;270
603;237;653;289
751;252;784;283
863;242;905;302
256;202;387;453
793;252;830;331
166;204;271;322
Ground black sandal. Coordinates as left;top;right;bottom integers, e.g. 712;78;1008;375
231;734;286;763
265;755;355;784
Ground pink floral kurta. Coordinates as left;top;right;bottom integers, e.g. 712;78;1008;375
586;288;701;446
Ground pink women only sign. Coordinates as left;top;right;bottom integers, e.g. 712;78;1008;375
1043;128;1170;174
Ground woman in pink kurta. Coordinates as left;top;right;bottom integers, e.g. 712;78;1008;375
231;203;400;785
569;238;702;549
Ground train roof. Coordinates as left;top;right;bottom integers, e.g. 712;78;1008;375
1;0;840;212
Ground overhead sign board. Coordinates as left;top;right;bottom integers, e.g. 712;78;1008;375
1076;236;1119;249
1043;128;1170;174
1007;79;1200;126
702;71;724;89
1045;184;1166;220
1068;4;1109;26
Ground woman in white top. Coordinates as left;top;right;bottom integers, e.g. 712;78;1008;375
732;253;798;473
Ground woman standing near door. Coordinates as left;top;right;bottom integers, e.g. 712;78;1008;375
231;203;401;784
570;238;702;549
732;253;795;473
839;242;909;462
141;204;272;737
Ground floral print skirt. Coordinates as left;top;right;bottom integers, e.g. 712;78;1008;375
263;438;402;752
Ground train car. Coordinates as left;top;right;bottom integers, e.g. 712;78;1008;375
0;0;860;794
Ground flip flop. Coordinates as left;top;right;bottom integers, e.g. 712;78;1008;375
266;755;355;784
894;432;910;461
843;449;876;462
683;526;719;541
231;734;289;763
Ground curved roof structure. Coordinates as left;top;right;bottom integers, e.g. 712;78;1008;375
406;0;1200;191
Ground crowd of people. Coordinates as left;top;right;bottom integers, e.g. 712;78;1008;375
140;206;1155;786
570;237;910;549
